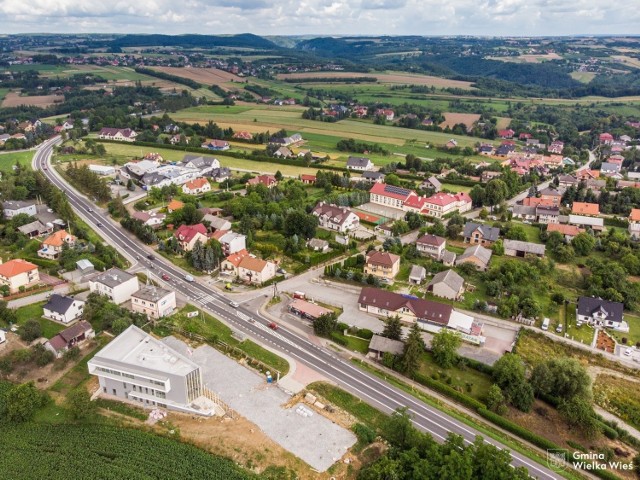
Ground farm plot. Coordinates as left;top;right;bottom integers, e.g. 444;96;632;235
150;66;244;87
2;91;62;108
439;112;481;130
277;71;476;89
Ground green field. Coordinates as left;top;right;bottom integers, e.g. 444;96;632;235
570;72;596;84
0;88;8;102
0;423;256;480
14;302;65;339
0;150;34;171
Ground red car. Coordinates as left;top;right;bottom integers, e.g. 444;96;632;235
161;273;170;281
268;322;279;330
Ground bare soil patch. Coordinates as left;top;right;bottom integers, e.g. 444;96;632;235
150;67;244;88
2;91;62;108
277;71;475;89
439;112;481;130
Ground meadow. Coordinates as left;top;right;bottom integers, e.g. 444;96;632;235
0;150;34;171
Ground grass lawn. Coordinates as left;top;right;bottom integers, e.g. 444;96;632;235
14;302;65;339
564;303;595;345
0;88;8;102
440;182;473;193
159;306;290;375
417;352;493;401
333;333;370;354
593;374;640;431
0;150;34;171
610;312;640;346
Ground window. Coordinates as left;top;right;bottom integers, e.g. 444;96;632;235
112;389;116;395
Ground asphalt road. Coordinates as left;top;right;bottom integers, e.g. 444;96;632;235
35;136;562;479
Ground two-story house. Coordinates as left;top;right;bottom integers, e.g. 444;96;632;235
346;156;375;171
0;259;40;293
577;296;627;332
364;251;401;283
2;200;37;219
312;202;360;233
463;223;500;246
131;286;176;319
182;178;211;195
629;209;640;240
43;294;85;324
89;268;140;304
415;234;446;260
37;229;76;260
174;224;208;252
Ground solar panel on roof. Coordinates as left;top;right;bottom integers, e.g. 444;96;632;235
383;185;411;196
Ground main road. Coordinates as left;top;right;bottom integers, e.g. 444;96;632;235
35;136;561;479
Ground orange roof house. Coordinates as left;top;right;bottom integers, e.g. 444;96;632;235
0;259;40;293
572;202;600;216
42;230;76;248
167;199;184;213
629;209;640;223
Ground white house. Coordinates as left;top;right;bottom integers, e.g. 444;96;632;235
131;286;176;319
415;234;446;260
182;178;211;195
2;200;37;219
219;231;247;256
43;294;85;324
346;157;375;171
89;268;140;305
312;202;360;233
237;256;277;285
98;127;137;142
577;297;628;332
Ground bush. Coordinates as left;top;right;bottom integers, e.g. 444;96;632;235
329;332;348;346
413;372;486;411
336;322;349;332
352;423;376;444
477;408;561;452
356;328;374;340
597;421;619;440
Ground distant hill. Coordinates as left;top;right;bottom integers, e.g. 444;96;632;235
110;33;278;50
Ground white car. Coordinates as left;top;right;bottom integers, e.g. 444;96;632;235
624;348;633;356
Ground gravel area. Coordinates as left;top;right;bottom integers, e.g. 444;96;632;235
162;336;356;471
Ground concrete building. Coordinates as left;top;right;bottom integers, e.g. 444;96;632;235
0;259;39;293
131;286;176;319
89;268;140;305
408;265;426;285
422;192;472;218
89;165;116;176
43;294;85;324
219;231;247;256
503;240;546;258
88;325;215;415
2;200;37;219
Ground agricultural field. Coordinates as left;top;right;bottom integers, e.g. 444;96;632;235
488;53;563;63
149;66;244;88
1;91;62;108
0;424;256;480
439;112;481;130
0;150;34;171
593;374;640;431
570;71;597;83
0;88;8;102
276;70;476;90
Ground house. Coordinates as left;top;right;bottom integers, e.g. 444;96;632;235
629;209;640;239
503;239;546;258
232;131;253;140
174;224;208;252
481;171;502;183
522;196;556;208
572;202;600;217
423;192;472;218
89;268;140;304
408;265;426;285
164;124;180;134
577;297;627;332
89;165;116;176
536;206;560;224
539;187;562;207
247;174;277;189
600;162;621;176
167;199;184;213
365;251;401;283
478;144;495;156
576;169;600;180
238;256;277;285
2;200;37;219
375;108;395;121
131;286;176;319
568;215;605;231
599;133;614;145
548;141;564;154
558;175;579;189
131;211;166;229
511;205;537;222
203;215;231;232
17;220;51;238
421;176;442;192
98;127;137;142
361;171;386;183
445;139;458;149
307;238;330;252
182;178;211;195
456;245;492;271
43;294;85;324
496;144;515;156
37;229;76;260
288;299;332;321
427;270;465;300
463;222;500;245
300;174;316;185
368;334;404;360
181;155;220;175
547;223;584;242
274;146;293;158
415;234;446;260
218;231;247;256
0;259;40;293
312;202;359;233
346;156;374;171
498;129;515;139
45;321;95;358
88;325;212;415
220;249;250;276
201;139;229;151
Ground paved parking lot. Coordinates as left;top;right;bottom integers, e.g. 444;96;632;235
162;336;356;471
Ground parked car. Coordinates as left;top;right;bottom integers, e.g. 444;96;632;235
625;348;633;356
556;324;563;333
541;318;550;331
161;273;170;281
269;322;279;330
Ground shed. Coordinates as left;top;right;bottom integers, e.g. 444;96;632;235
408;265;426;285
503;239;546;258
368;334;404;360
427;269;465;300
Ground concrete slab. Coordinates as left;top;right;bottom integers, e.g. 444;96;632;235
162;336;356;471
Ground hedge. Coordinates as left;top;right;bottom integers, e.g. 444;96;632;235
23;256;59;269
413;372;486;411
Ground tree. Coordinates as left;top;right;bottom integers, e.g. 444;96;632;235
313;313;337;337
571;232;595;256
492;353;534;411
283;211;317;239
552;244;575;263
4;382;46;423
558;396;598;437
0;300;17;325
111;318;131;335
399;323;425;377
486;384;507;413
530;357;592;402
431;329;462;368
19;319;42;342
491;239;504;256
484;179;508;209
382;315;403;341
67;388;96;420
505;225;527;241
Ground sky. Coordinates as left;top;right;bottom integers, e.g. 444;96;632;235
0;0;638;36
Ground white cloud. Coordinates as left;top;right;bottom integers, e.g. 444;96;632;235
0;0;635;35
